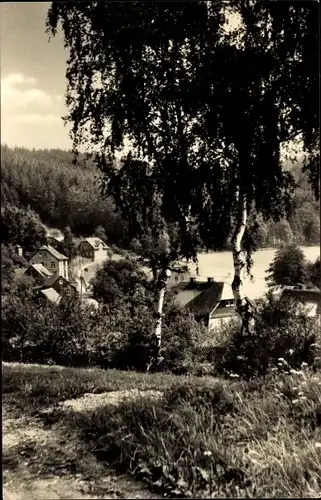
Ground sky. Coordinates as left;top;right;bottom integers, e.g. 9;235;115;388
1;2;72;150
0;3;301;161
0;2;244;152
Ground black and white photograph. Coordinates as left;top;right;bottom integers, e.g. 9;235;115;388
1;1;320;498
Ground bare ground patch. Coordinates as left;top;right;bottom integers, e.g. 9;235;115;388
3;390;164;500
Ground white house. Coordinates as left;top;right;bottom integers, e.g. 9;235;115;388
78;238;109;261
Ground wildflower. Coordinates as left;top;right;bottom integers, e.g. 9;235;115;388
288;349;294;355
230;373;240;378
271;367;278;372
315;443;321;449
301;362;308;368
299;396;307;401
292;399;299;404
204;450;212;457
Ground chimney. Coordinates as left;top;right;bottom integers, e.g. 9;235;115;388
207;277;214;283
17;245;23;257
190;277;196;284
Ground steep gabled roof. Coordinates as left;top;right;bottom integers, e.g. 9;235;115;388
173;279;254;317
37;245;68;261
187;282;225;316
42;274;78;292
42;274;65;288
28;263;52;278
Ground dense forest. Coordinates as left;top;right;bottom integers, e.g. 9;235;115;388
1;145;320;249
1;145;129;246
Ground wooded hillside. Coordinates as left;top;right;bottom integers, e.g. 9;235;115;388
1;145;319;248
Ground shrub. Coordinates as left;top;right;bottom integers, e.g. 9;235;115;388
201;292;320;379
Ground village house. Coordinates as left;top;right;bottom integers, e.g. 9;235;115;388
33;274;78;297
30;245;69;280
280;285;321;325
78;237;109;262
172;277;255;331
24;263;53;285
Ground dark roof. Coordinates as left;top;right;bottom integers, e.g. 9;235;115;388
186;282;225;316
38;245;68;261
42;274;65;288
171;280;214;294
173;279;255;317
42;275;77;291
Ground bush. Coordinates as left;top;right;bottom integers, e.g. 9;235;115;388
2;290;96;367
199;292;320;379
86;295;202;374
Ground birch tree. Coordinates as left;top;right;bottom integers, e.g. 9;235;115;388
47;0;319;337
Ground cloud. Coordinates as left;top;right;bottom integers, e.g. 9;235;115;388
1;73;55;109
13;113;62;124
3;73;37;86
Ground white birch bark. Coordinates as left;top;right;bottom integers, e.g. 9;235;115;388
147;231;172;371
154;267;172;350
231;191;255;335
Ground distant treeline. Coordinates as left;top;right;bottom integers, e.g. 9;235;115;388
1;145;319;249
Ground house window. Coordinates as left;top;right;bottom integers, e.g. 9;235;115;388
51;262;56;267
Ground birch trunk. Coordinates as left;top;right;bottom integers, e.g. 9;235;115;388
155;266;171;346
231;192;255;335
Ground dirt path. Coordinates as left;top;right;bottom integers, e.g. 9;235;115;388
3;391;164;500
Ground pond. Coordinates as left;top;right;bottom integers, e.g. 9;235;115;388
185;246;320;299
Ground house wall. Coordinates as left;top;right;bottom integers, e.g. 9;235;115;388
93;248;108;261
31;250;59;276
63;260;69;280
79;242;94;261
31;250;68;280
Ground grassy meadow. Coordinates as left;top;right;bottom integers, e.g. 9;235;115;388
3;361;321;498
